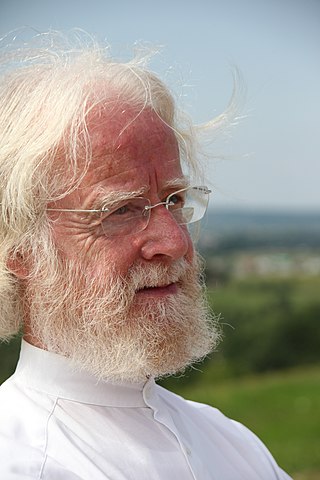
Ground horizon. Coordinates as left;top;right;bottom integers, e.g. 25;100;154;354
208;205;320;214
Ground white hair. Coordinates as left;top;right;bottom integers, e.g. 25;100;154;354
0;30;239;340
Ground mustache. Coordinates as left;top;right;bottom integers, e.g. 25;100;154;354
125;258;193;293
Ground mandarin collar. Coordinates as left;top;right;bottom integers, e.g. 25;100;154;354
14;340;155;408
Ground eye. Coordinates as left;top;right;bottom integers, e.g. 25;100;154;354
99;202;133;231
99;197;149;236
167;192;185;209
112;204;130;216
102;198;146;223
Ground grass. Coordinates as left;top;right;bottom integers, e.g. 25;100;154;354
210;275;320;312
166;364;320;479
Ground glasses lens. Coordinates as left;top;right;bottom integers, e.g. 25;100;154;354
168;186;210;225
100;197;150;237
99;187;210;237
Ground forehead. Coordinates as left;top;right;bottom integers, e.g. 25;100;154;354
90;105;177;157
77;105;183;190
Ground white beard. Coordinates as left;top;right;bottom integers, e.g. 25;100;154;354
25;252;220;383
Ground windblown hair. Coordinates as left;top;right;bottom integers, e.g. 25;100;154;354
0;30;238;340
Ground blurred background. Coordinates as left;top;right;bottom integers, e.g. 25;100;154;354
0;1;319;478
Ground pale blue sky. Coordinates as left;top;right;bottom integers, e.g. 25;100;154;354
0;0;319;210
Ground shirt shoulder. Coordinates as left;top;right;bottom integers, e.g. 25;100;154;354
156;385;292;480
0;375;80;479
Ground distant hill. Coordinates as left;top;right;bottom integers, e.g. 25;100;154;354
199;209;320;253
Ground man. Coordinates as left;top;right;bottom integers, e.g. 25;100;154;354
0;32;291;479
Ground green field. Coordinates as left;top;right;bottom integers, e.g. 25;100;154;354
165;365;320;480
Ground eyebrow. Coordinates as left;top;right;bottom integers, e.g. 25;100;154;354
90;176;190;211
90;187;147;211
162;176;190;191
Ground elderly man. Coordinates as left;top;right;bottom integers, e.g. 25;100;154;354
0;33;291;479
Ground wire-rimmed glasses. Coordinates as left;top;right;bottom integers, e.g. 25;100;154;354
47;185;211;238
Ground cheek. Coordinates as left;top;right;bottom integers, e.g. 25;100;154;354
84;238;139;280
50;221;96;260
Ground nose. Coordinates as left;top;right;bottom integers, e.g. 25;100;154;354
139;205;192;262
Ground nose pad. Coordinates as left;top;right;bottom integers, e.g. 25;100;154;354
144;200;174;215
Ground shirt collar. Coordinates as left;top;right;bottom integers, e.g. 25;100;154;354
14;340;154;407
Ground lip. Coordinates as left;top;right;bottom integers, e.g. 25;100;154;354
135;282;178;297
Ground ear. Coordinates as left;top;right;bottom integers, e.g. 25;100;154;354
7;251;30;279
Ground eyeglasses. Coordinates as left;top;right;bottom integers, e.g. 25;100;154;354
47;185;211;238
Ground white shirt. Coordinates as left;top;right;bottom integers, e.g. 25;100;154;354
0;341;292;480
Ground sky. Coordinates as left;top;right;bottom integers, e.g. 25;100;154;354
0;0;319;211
